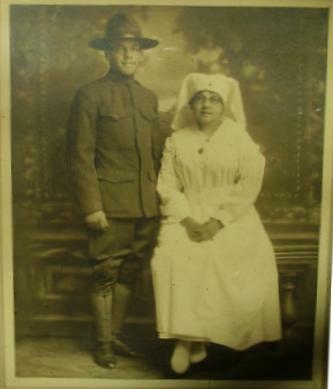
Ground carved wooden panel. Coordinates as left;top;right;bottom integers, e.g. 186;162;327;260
15;228;318;339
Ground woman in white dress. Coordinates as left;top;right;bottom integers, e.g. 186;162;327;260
151;73;282;374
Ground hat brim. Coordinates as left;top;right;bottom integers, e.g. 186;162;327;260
89;37;159;50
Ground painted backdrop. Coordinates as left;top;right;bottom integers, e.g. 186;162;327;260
10;7;328;380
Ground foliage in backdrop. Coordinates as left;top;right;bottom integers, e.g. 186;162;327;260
10;6;328;227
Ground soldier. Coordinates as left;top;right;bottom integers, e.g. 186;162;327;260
68;13;164;369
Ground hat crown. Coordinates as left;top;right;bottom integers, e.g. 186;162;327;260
89;12;158;50
105;13;142;40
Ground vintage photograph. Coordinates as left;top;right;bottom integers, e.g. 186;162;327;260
1;1;333;388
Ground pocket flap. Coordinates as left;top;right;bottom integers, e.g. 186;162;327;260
99;106;131;120
97;168;135;183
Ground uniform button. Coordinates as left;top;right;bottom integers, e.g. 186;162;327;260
198;148;204;154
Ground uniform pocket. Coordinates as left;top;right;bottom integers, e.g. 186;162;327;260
139;105;158;121
147;169;157;183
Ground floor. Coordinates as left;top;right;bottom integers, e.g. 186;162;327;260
15;325;313;381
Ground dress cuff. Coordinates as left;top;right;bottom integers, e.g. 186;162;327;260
160;203;191;223
214;209;233;226
177;208;191;223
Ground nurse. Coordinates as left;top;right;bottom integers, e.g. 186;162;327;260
151;73;282;374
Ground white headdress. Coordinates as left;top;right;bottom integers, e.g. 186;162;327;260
171;72;246;130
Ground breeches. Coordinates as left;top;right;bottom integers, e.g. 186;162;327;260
88;217;159;293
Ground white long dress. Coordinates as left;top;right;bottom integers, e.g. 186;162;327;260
151;118;282;351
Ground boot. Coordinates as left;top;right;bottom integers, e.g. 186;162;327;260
112;282;143;358
91;291;116;368
94;341;116;369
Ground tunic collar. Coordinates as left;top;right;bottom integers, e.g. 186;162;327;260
106;70;136;84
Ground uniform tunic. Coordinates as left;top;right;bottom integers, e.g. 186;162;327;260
151;118;282;350
68;71;164;218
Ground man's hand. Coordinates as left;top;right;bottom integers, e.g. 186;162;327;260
85;211;109;231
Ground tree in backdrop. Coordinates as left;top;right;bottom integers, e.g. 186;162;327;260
174;7;327;223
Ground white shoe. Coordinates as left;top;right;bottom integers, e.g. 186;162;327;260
170;341;191;374
189;342;207;364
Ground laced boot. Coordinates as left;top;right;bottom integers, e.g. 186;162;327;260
112;282;144;358
91;291;116;368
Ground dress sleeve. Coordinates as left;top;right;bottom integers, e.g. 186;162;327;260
157;136;191;222
213;132;265;226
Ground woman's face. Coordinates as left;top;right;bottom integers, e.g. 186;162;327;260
190;90;224;127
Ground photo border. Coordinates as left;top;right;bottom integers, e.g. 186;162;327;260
1;0;333;388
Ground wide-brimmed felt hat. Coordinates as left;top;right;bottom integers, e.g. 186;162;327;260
89;13;159;51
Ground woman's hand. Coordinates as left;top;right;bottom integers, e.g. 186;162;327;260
180;217;223;242
180;217;206;242
85;210;109;231
200;218;223;241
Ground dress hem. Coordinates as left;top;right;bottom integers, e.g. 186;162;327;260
157;332;282;351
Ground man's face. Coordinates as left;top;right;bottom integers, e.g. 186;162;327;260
106;40;143;76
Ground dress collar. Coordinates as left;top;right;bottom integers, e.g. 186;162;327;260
194;118;228;141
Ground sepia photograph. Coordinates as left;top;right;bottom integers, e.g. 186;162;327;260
0;0;333;388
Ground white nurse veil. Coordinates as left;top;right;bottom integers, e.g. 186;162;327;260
171;72;247;131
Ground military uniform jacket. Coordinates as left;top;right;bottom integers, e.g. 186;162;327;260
68;71;164;218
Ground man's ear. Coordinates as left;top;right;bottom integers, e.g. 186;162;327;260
139;50;145;64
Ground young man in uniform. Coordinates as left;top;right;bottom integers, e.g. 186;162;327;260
68;13;164;369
